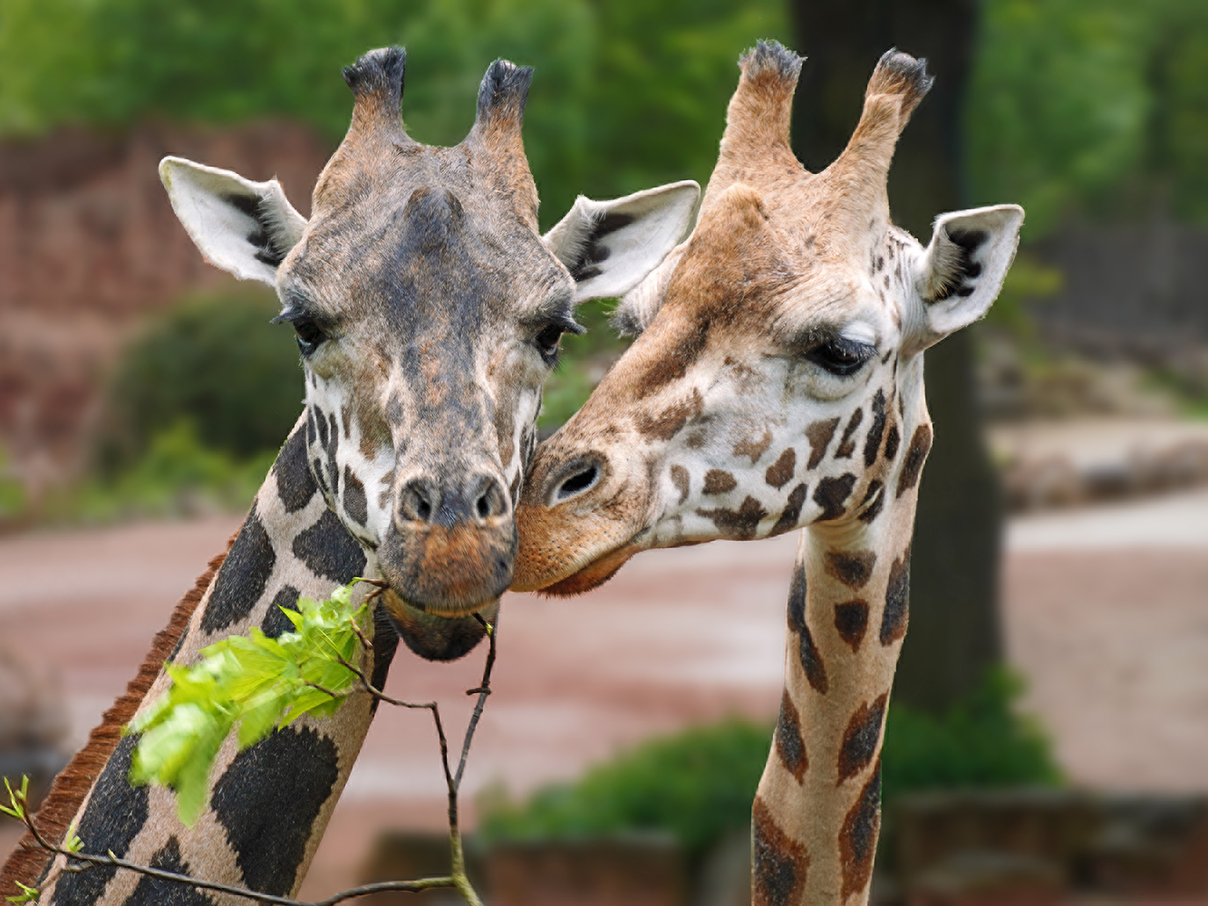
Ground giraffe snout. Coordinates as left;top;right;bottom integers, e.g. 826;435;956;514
380;467;517;615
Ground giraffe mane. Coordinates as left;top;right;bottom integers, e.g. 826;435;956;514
0;536;235;901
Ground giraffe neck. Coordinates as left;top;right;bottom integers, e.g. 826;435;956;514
753;472;922;906
4;417;401;905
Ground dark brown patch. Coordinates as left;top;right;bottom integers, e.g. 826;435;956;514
765;448;796;490
862;389;887;467
880;551;910;645
0;541;232;903
883;424;900;462
805;417;840;469
836;409;863;459
785;560;827;694
669;465;690;504
343;466;368;527
837;693;887;784
775;690;808;783
685;428;707;449
734;429;773;464
696;495;767;540
857;480;885;524
839;759;882;901
752;797;809;906
895;423;932;498
703;469;737;495
824;550;876;589
635;388;703;441
813;473;857;522
834;600;870;652
770;482;808;536
341;406;352;440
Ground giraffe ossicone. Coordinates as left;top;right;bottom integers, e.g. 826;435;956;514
512;41;1022;905
2;46;699;905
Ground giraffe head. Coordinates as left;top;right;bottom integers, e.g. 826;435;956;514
160;47;699;617
514;42;1022;594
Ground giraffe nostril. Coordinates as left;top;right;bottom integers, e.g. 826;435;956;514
553;462;599;503
472;475;509;522
398;479;438;524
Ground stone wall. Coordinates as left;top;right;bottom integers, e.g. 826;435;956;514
0;122;332;490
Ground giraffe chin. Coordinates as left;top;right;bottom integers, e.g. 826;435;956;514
380;591;498;661
536;545;639;597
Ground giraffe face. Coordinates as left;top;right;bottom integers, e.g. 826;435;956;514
512;45;1022;595
160;48;699;616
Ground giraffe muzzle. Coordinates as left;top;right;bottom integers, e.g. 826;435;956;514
379;469;517;615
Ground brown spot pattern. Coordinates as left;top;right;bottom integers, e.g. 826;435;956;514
753;797;809;906
805;417;840;469
824;550;876;589
703;469;737;495
862;389;887;467
765;448;796;489
636;388;703;441
883;424;900;462
857;480;885;524
839;759;882;901
837;693;887;784
834;600;869;651
734;429;773;464
895;423;932;498
697;495;767;540
635;326;706;400
670;465;690;504
770;482;808;536
786;561;828;695
880;552;910;645
813;473;857;522
775;690;808;783
836;409;863;458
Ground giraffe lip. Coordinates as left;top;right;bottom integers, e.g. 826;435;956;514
533;544;640;597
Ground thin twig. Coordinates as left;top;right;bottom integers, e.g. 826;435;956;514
16;808;456;905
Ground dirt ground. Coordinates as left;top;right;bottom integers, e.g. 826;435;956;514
1;489;1206;897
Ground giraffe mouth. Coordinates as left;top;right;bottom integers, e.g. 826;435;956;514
530;544;640;597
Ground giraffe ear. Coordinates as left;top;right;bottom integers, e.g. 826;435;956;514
906;204;1024;354
160;156;308;286
543;180;700;302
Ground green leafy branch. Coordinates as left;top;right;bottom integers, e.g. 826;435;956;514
127;579;375;825
3;580;498;905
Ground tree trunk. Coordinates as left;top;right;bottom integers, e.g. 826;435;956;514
787;0;1003;712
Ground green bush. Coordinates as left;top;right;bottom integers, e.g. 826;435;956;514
99;291;302;473
479;718;769;860
52;421;277;524
480;669;1060;858
881;668;1062;806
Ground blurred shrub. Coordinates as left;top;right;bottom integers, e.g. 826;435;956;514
98;291;301;473
480;669;1059;857
479;717;769;861
881;667;1062;806
51;421;277;524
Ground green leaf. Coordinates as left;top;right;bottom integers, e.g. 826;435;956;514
127;578;373;825
6;881;39;903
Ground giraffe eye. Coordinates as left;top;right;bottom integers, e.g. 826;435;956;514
805;338;875;377
533;317;583;366
293;319;326;356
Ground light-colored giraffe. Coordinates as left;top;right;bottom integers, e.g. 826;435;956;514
512;42;1022;905
0;46;698;905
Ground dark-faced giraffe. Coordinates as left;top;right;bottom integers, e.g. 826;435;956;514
512;42;1022;905
0;47;698;905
